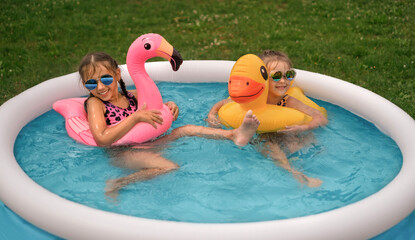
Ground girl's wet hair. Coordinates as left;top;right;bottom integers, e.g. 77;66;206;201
79;52;133;109
258;50;293;69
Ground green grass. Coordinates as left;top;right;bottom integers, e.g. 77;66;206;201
1;0;414;118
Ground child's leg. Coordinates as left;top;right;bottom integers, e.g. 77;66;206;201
259;141;322;188
281;132;315;154
156;110;260;147
106;149;179;199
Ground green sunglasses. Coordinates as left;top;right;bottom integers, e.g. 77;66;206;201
271;69;296;82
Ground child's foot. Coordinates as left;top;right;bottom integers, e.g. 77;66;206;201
295;173;323;188
305;177;323;188
105;179;120;200
234;110;260;146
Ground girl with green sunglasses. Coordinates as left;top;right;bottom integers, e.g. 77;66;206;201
208;50;328;188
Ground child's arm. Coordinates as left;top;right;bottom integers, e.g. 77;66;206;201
280;96;328;132
207;98;233;127
130;89;179;121
86;97;163;147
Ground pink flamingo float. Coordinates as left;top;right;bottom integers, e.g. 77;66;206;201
53;33;183;146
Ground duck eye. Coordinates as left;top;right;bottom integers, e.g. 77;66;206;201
260;66;268;80
144;43;151;50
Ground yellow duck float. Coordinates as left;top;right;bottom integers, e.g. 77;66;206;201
218;54;326;133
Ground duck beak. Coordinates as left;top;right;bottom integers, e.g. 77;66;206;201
228;75;265;103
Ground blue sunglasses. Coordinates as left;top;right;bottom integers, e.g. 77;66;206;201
85;74;114;90
271;69;296;82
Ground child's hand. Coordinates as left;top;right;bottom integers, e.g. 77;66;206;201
134;103;163;128
206;113;222;128
165;101;179;121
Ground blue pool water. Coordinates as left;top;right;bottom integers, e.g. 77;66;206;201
3;82;413;239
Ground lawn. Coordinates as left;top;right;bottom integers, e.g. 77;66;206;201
1;0;414;118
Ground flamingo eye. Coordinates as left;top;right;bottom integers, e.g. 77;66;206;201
144;43;151;50
260;66;268;80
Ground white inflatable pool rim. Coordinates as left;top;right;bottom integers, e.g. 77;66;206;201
0;60;414;239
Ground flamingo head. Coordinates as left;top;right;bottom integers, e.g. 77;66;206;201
127;33;183;71
228;54;269;105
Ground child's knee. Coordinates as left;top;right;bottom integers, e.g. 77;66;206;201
171;126;187;136
172;125;197;136
163;162;179;172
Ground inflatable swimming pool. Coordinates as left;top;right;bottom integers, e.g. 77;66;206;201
0;60;414;239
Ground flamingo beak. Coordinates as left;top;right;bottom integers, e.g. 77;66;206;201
170;48;183;71
157;38;183;71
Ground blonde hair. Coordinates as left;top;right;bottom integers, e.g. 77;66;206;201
258;50;293;70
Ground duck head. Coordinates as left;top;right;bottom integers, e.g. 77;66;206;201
228;54;269;109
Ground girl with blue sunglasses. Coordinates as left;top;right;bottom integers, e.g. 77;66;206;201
79;52;261;199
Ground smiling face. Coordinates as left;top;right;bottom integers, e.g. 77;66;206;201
267;60;292;100
83;64;120;102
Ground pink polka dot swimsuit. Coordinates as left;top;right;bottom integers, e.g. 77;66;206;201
103;91;138;126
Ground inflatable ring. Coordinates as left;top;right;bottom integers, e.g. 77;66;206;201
53;33;183;146
218;54;326;133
